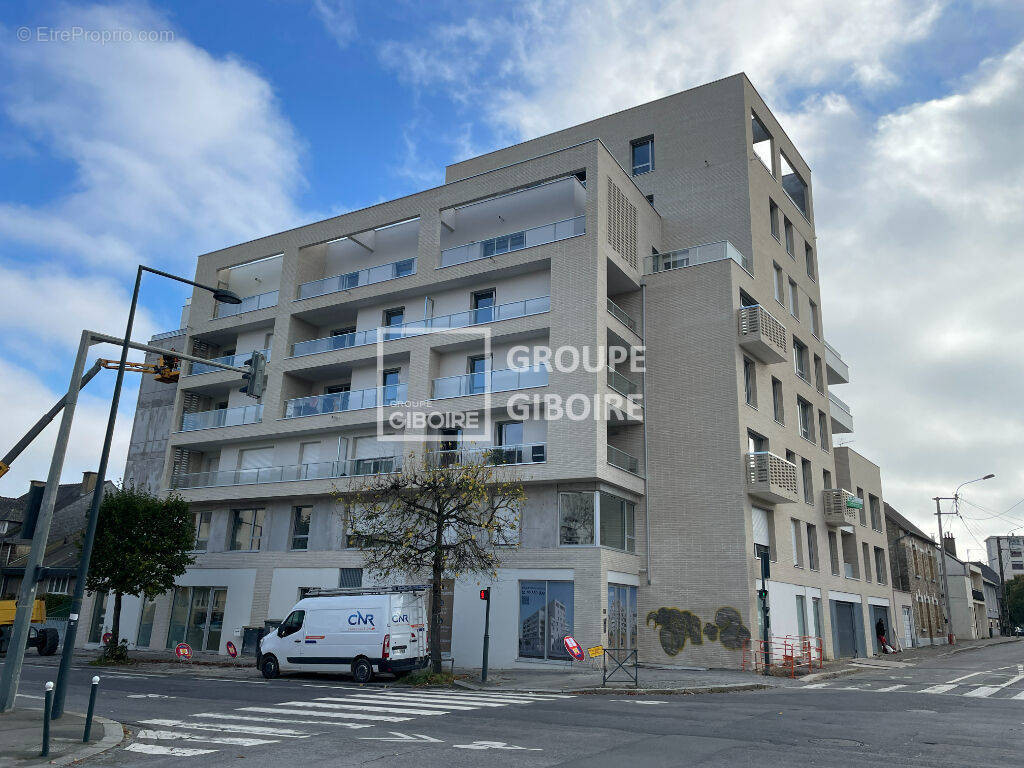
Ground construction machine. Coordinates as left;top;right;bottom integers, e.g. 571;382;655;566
0;598;60;655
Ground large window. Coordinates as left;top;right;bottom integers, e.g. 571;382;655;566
230;508;265;551
797;397;814;442
751;112;773;172
788;279;800;319
818;410;829;450
519;580;574;660
793;337;810;380
599;492;636;553
869;495;882;531
47;575;70;595
805;243;815;280
780;152;809;218
136;598;156;647
166;586;227;652
608;584;638;650
795;594;807;637
559;492;595;546
874;547;888;584
806;524;819;571
559;491;634;552
744;357;757;407
801;458;814;504
769;199;780;240
772;377;784;424
631;137;654;175
193;510;211;551
791;518;804;567
784;217;794;256
291;506;312;550
773;262;785;304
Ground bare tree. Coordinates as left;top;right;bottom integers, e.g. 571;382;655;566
338;451;525;674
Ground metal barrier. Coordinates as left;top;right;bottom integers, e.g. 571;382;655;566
741;635;823;677
602;647;638;687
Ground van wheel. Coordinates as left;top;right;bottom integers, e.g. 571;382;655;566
37;628;59;656
260;654;280;679
351;657;373;684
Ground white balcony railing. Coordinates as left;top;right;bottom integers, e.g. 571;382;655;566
297;257;416;300
431;367;548;399
181;404;263;432
188;348;270;376
284;384;407;419
426;443;547;468
292;295;551;358
170;455;401;490
440;215;585;268
215;289;278;318
645;240;752;275
745;451;799;497
607;444;640;474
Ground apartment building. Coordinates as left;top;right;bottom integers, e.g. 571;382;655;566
85;74;895;667
986;534;1024;587
885;502;943;647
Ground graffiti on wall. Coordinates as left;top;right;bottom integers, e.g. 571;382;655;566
645;606;751;656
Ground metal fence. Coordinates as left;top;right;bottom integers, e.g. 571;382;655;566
602;647;638;686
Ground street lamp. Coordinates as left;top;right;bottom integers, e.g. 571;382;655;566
934;473;995;646
50;266;239;719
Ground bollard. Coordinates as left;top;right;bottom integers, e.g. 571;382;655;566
83;676;100;742
41;681;54;757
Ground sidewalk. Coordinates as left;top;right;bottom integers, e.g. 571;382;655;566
27;647;256;679
0;708;123;767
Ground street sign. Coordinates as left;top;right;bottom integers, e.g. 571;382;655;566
587;645;604;658
225;641;237;658
563;635;585;661
101;632;112;644
174;642;193;660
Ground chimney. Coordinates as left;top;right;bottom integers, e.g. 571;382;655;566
943;533;957;558
81;471;98;494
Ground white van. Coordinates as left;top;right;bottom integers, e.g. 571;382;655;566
257;587;429;683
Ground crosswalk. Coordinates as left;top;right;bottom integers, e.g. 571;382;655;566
802;679;1024;701
126;688;572;757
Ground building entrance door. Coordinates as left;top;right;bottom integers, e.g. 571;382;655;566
607;585;637;650
833;601;858;658
901;606;914;648
167;587;228;652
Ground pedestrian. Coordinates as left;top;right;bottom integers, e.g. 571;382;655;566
876;618;896;654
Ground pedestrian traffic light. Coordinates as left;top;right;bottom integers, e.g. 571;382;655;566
479;588;490;601
240;351;267;399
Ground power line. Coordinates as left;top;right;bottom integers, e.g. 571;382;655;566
958;496;1024;527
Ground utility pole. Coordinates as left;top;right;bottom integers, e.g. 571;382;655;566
935;497;955;645
996;536;1008;635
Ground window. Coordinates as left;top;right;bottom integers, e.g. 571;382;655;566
743;357;757;407
192;510;211;551
828;531;840;575
559;492;595;546
813;355;824;393
805;243;815;280
797;397;814;442
230;508;265;551
769;199;780;240
857;487;866;526
468;355;489;395
489;502;520;547
812;596;823;639
786;449;797;469
752;506;775;562
773;262;785;304
496;420;524;447
818;411;829;450
645;193;654;205
395;258;415;277
472;289;495;323
331;325;356;338
1014;563;1024;570
383;307;405;339
339;567;363;588
809;301;820;338
784;218;794;256
874;546;887;584
279;610;305;638
382;368;401;405
47;575;70;595
793;337;809;380
801;458;814;504
325;383;350;395
772;377;784;424
291;506;312;550
748;430;768;454
862;542;872;582
788;279;800;319
137;598;157;647
870;495;882;531
806;524;819;571
795;594;807;637
631;137;654;175
780;152;809;219
841;531;859;578
823;468;833;489
599;492;636;553
751;112;773;172
791;518;804;567
519;580;574;660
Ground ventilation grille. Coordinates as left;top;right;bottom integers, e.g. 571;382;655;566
606;178;638;269
171;447;194;480
182;392;203;414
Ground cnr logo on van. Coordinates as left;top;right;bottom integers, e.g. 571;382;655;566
392;613;409;623
348;610;375;628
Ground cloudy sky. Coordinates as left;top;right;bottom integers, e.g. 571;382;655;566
1;0;1022;553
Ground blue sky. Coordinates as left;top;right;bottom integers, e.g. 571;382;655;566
2;0;1024;547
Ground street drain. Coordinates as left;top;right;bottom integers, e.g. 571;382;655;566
810;738;865;748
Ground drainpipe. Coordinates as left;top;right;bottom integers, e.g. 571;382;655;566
640;282;651;586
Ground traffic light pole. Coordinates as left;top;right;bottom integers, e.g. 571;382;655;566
480;588;491;683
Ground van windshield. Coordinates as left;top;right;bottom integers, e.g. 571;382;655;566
279;609;304;637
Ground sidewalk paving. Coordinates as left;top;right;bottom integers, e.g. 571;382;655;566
0;708;123;767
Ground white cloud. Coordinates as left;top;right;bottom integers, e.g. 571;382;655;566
313;0;357;48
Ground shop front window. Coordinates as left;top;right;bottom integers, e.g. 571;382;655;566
519;580;574;660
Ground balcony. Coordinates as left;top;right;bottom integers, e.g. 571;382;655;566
823;488;860;527
737;305;788;364
181;404;262;432
291;295;551;358
432;367;548;400
745;451;799;505
972;589;986;602
426;443;547;468
169;455;401;490
297;257;416;300
215;289;278;318
607;297;640;336
284;384;408;419
607;444;640;474
607;367;640;397
440;216;585;268
188;348;270;377
645;240;752;275
825;341;850;384
829;391;854;434
151;328;186;341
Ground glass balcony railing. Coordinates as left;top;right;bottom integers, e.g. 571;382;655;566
297;258;416;300
427;443;547;468
188;348;270;376
432;366;548;399
606;297;640;335
284;384;408;419
292;295;551;358
440;215;585;268
181;404;263;432
607;367;640;397
215;289;279;318
170;455;402;490
607;444;640;474
151;328;186;341
645;240;752;275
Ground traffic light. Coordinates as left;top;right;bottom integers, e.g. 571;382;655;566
479;588;490;601
240;351;267;399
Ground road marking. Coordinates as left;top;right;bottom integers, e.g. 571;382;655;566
1012;690;1024;700
125;743;216;756
876;685;907;692
284;699;445;716
919;684;957;694
372;693;513;708
333;695;480;711
398;691;565;704
16;694;45;700
136;729;278;746
192;712;369;729
453;740;542;751
128;693;176;699
140;719;312;737
963;686;1001;698
239;706;411;723
946;671;986;683
358;732;443;743
801;683;831;689
609;699;667;704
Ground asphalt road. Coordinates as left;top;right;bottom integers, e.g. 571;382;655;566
12;641;1024;767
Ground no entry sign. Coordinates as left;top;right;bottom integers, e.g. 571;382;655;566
175;642;193;660
225;641;237;658
101;632;112;644
563;635;585;661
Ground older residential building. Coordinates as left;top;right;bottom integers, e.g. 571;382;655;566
91;74;898;666
944;547;987;641
969;562;1002;637
885;502;943;647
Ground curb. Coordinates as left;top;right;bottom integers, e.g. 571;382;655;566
799;667;862;685
950;637;1021;655
454;679;772;695
46;714;125;767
